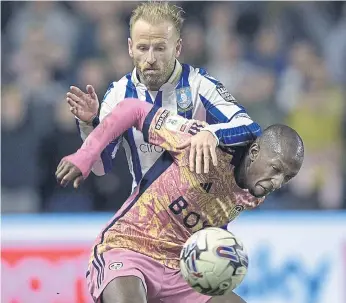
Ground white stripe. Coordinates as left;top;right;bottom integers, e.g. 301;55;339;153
2;224;100;243
204;116;254;133
122;137;138;192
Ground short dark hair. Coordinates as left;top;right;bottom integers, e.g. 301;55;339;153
257;124;304;160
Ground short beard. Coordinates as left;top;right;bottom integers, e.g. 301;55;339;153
135;59;175;91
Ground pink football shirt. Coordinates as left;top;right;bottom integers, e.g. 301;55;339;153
63;99;264;270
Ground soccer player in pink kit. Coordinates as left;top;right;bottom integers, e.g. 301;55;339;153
56;99;304;303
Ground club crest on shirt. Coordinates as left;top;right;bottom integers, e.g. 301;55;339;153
176;87;193;112
109;262;123;271
216;83;236;103
228;204;245;220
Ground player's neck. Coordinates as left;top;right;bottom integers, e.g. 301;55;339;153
234;155;250;190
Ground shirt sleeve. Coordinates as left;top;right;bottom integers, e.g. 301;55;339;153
142;106;206;158
76;82;123;176
197;71;262;146
64;98;152;179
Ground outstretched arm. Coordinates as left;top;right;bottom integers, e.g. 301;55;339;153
70;83;124;176
56;99;152;188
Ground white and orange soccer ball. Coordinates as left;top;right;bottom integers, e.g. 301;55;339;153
179;227;248;296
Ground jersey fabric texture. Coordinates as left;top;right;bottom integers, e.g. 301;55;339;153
76;60;261;191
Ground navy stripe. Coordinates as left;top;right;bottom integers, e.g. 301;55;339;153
92;116;100;128
145;91;154;104
125;73;135;90
124;74;142;185
93;245;104;284
76;82;118;173
215;122;262;146
92;260;102;288
142;105;161;143
93;244;105;288
100;253;105;283
100;141;118;174
179;109;193;120
198;68;219;85
86;270;90;278
199;94;229;124
96;89;118;173
154;91;163;107
90;115;119;173
99;151;174;245
102;82;114;101
98;82;116;172
176;64;190;89
75;119;82;140
124;129;142;184
145;89;162;106
75;117;116;173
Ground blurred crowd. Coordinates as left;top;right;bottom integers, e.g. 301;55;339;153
2;1;346;213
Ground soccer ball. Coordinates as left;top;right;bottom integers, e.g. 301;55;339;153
179;227;248;296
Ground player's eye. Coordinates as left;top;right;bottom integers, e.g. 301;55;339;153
272;165;280;172
156;47;165;51
138;46;148;51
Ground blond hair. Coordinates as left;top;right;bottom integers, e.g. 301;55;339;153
130;1;185;37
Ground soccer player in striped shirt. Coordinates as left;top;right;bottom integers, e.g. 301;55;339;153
66;2;261;192
56;98;304;303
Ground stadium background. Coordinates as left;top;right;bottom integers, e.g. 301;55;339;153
1;1;346;303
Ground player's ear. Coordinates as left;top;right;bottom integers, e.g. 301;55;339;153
175;38;182;57
249;143;260;162
128;38;134;58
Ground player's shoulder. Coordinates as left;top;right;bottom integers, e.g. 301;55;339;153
105;73;132;92
185;64;220;85
118;73;133;86
187;65;238;105
185;64;222;96
102;73;132;106
185;64;234;103
111;73;132;91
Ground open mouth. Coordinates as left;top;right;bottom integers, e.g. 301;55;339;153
258;184;271;195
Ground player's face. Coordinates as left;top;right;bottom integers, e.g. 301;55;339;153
128;19;182;90
244;144;302;198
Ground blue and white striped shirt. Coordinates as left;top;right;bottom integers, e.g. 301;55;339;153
77;60;261;191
